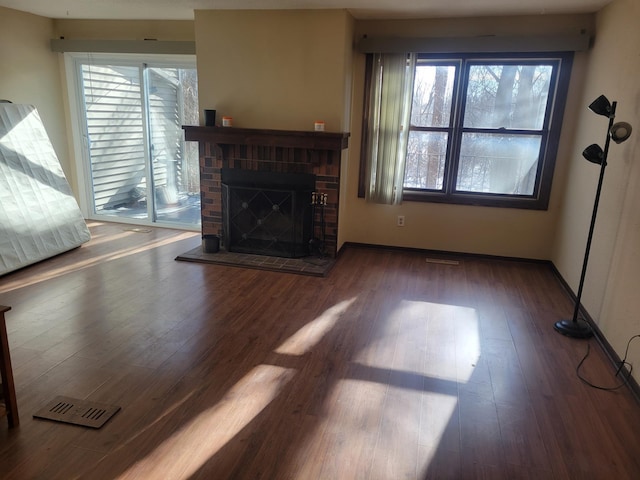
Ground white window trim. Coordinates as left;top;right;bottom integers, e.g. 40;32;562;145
63;52;197;225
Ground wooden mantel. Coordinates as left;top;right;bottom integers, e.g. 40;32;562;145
183;126;349;151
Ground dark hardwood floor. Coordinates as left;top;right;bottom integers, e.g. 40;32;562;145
0;221;639;479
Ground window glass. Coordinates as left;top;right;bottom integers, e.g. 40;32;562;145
457;133;541;194
410;64;456;128
405;131;448;190
69;54;200;228
463;64;553;130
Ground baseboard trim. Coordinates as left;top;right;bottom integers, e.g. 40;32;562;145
548;263;640;403
341;241;551;265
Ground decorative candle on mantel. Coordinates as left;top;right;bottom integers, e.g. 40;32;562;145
314;121;325;132
222;116;233;127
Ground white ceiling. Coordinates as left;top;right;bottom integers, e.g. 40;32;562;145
0;0;613;21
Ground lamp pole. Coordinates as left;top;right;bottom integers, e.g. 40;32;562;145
554;102;617;339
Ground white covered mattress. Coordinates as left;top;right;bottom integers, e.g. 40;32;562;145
0;103;90;276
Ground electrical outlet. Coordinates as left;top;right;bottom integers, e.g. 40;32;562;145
397;215;405;227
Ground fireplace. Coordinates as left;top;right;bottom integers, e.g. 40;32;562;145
183;126;349;258
221;168;315;258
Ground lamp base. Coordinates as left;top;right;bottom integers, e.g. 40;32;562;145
554;319;593;339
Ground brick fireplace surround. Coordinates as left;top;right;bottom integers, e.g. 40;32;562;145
183;126;350;258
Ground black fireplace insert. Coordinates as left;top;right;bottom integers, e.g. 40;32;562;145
221;168;316;258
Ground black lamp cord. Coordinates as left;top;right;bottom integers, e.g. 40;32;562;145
577;334;640;391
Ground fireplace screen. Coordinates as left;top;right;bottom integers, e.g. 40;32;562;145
221;169;315;258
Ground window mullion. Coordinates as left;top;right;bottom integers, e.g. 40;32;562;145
462;127;545;135
446;59;467;196
138;63;156;222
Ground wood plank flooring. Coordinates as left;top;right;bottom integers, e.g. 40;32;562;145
0;221;639;479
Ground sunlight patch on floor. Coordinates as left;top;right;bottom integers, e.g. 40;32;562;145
275;297;357;356
351;300;480;382
321;299;479;478
118;364;295;480
451;304;481;383
0;230;196;293
419;392;459;470
119;298;358;478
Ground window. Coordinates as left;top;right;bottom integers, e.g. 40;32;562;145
66;53;200;228
361;52;573;209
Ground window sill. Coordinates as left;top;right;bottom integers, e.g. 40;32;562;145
400;190;549;210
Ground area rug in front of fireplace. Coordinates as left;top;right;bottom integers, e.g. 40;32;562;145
175;247;335;277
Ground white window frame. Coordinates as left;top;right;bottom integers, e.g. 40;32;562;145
64;52;198;227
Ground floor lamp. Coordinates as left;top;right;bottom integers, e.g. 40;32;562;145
554;95;633;339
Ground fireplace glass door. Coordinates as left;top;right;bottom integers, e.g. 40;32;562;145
222;169;315;258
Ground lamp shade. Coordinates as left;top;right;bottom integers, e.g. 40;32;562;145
611;121;632;144
583;144;604;164
588;95;612;117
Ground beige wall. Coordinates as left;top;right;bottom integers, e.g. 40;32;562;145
552;0;640;379
193;10;353;132
342;14;594;259
0;7;70;181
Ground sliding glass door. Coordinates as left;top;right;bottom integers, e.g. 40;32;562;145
70;55;200;228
